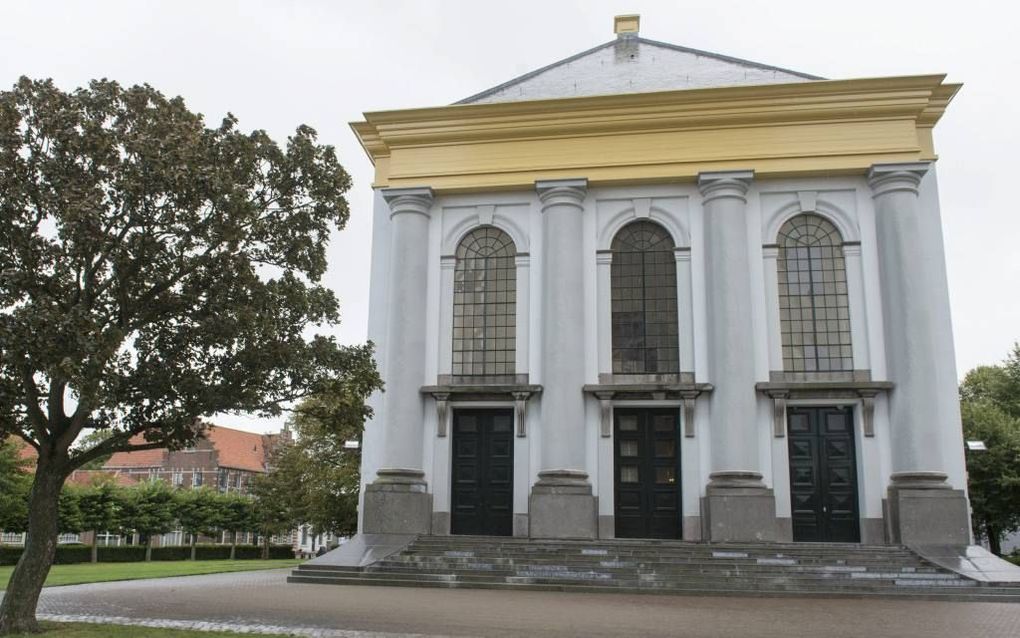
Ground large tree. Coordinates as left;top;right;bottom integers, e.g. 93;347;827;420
960;348;1020;555
288;392;366;537
0;77;381;634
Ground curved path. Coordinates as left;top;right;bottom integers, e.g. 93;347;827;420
9;568;1020;637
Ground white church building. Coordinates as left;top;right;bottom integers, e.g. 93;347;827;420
352;15;970;545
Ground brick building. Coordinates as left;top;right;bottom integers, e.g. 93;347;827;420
102;424;286;494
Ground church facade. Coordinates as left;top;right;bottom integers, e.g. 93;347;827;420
352;16;970;545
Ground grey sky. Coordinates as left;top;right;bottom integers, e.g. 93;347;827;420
3;0;1017;434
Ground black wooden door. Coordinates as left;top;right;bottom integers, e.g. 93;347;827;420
787;406;860;542
451;409;514;536
614;408;681;539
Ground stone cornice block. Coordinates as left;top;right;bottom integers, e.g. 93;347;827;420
382;186;435;217
698;170;754;203
867;162;931;197
536;178;588;211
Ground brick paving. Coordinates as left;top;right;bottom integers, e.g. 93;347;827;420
7;568;1020;637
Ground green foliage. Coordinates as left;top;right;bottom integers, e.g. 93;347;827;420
0;440;31;533
72;431;114;470
289;392;365;535
0;546;294;566
960;344;1020;553
0;76;380;466
0;75;381;628
218;492;255;539
76;480;122;538
57;487;84;534
119;480;176;543
174;488;222;540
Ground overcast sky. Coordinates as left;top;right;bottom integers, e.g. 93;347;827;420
3;0;1017;434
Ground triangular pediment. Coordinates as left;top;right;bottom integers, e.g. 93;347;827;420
458;37;822;105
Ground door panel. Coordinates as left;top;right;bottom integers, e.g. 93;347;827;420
787;406;860;543
451;409;514;536
614;408;681;539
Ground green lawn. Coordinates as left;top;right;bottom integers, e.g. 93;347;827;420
6;622;298;637
0;559;302;590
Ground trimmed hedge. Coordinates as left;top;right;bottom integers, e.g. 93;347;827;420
0;544;294;566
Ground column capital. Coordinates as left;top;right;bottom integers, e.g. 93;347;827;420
382;186;434;218
536;178;587;212
867;162;930;198
697;170;754;204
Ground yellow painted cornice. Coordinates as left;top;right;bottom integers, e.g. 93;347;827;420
350;75;960;192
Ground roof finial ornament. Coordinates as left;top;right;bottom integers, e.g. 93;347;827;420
614;14;640;38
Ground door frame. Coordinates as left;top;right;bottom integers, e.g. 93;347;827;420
605;403;686;540
783;401;866;543
449;407;517;536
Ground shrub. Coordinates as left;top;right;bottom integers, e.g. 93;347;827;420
0;543;295;565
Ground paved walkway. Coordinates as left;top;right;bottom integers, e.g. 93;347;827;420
14;568;1020;637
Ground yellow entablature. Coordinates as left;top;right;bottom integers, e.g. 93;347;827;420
351;75;959;193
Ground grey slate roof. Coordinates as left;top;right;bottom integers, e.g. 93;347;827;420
457;36;824;105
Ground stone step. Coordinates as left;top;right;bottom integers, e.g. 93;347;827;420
389;555;934;570
387;551;926;563
286;573;1020;602
409;537;914;554
356;563;954;580
290;536;1020;603
345;567;968;586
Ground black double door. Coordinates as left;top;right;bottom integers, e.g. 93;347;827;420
787;406;860;543
451;409;514;536
614;408;681;539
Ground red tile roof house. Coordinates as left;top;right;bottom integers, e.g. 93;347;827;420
1;425;295;550
100;424;293;548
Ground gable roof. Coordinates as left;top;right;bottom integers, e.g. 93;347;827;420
104;442;165;469
206;426;268;473
458;37;823;105
103;424;270;473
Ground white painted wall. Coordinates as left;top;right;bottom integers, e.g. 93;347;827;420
361;172;965;539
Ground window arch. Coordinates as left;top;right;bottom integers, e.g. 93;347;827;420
611;221;679;374
452;227;516;377
777;214;852;373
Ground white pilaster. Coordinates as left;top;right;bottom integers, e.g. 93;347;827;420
761;244;783;371
514;253;531;375
674;247;695;374
438;255;457;376
842;243;871;371
595;250;613;375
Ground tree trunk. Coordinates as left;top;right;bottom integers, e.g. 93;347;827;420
986;521;1002;556
262;533;270;560
144;536;152;562
0;465;65;635
190;534;197;561
91;530;99;563
229;531;236;561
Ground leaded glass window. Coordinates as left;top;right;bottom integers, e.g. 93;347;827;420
611;221;679;374
453;227;516;377
777;214;852;373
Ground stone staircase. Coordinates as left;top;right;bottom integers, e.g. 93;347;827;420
288;535;1020;602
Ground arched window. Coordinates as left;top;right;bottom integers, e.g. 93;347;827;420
611;221;679;374
453;227;517;377
777;214;852;373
